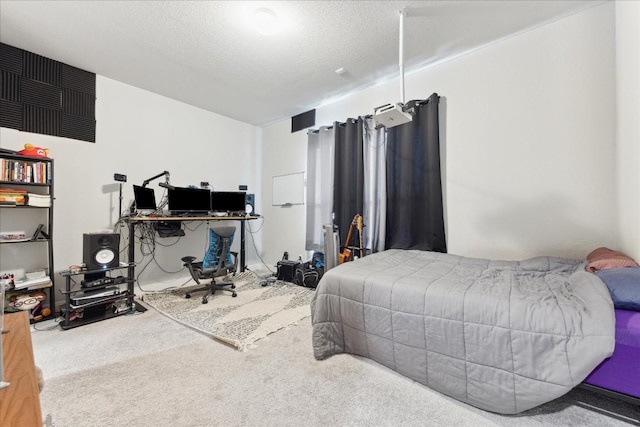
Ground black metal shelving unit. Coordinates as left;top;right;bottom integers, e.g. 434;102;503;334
59;263;136;330
0;152;55;322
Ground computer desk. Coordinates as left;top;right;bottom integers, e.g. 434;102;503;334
125;215;259;289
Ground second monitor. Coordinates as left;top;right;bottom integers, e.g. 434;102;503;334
211;191;246;214
167;187;211;215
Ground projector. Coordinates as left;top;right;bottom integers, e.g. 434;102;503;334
373;103;413;128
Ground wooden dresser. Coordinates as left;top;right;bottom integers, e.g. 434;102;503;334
0;311;43;427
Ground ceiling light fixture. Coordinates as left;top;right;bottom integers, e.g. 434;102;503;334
252;7;278;36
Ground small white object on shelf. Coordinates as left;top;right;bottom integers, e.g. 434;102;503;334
0;230;27;242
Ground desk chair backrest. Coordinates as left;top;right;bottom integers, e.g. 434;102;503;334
203;226;235;270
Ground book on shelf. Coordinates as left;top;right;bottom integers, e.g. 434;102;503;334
27;193;51;207
0;158;50;183
14;276;52;290
0;268;51;291
0;230;28;242
0;187;27;205
13;268;51;290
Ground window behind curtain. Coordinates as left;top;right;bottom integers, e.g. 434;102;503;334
305;126;335;251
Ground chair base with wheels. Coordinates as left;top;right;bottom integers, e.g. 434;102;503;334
181;225;239;304
181;256;237;303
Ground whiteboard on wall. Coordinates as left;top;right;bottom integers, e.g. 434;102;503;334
272;172;304;206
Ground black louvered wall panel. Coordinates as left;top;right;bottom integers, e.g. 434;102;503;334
1;44;96;142
0;100;22;129
61;113;95;142
0;43;23;74
21;78;61;110
62;64;95;96
23;51;60;86
62;88;94;118
24;105;60;136
1;71;21;102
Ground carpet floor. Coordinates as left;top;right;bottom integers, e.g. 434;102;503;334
30;295;640;426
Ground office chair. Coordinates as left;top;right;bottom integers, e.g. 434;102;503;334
181;225;238;303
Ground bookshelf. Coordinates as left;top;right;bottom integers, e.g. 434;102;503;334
0;151;55;322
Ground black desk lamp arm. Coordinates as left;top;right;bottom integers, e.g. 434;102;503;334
142;171;170;188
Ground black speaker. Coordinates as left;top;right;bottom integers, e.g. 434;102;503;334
245;193;255;215
83;233;120;270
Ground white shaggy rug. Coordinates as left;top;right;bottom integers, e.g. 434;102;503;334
141;273;315;351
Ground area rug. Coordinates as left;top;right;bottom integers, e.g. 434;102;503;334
141;272;315;351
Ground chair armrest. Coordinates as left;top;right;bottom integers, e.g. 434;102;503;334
181;256;197;265
182;256;205;285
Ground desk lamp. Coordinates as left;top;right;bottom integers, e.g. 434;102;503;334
142;170;171;188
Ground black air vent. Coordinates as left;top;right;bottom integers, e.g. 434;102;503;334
291;109;316;133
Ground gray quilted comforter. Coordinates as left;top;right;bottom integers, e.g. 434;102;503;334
311;249;615;414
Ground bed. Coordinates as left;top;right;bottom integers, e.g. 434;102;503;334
582;308;640;402
311;249;621;414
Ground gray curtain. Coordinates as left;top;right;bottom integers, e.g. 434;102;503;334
363;117;386;252
306;93;446;255
305;126;335;251
333;118;364;255
385;93;446;252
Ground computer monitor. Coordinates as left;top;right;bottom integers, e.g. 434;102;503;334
211;191;246;213
167;187;211;214
133;185;157;211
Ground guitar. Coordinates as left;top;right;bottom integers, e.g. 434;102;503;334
339;214;362;264
357;215;364;258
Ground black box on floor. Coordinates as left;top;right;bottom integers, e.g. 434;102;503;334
277;260;300;282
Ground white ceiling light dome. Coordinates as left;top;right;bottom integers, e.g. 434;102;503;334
252;7;278;35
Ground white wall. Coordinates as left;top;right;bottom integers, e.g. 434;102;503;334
1;76;262;304
260;119;308;268
615;0;640;262
261;2;619;264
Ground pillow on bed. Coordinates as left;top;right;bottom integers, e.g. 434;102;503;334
586;247;639;272
595;267;640;311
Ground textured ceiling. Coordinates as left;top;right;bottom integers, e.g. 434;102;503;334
0;1;603;126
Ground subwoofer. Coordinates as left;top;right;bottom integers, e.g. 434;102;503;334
245;193;255;215
83;233;120;270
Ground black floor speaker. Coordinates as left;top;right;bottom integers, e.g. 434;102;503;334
83;233;120;270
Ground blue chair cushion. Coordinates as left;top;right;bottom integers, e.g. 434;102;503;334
203;228;234;269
